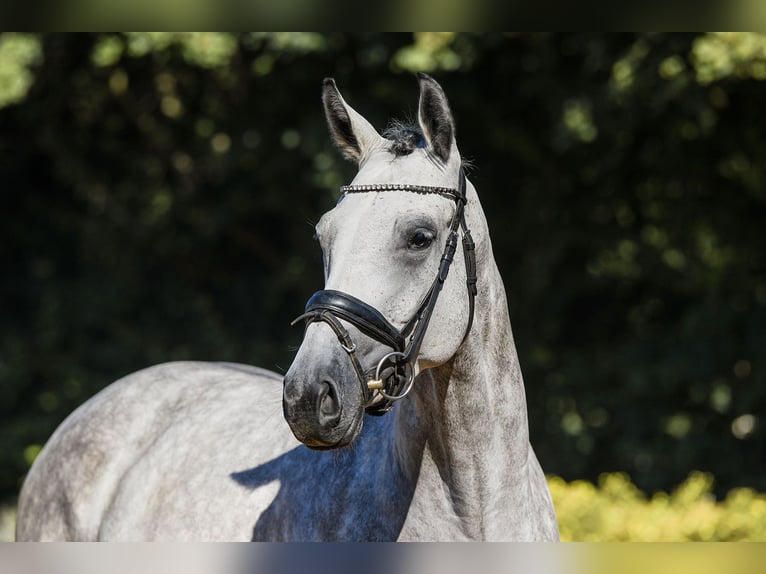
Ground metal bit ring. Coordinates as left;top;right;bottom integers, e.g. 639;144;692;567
372;351;415;402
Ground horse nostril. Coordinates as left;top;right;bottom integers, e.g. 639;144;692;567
317;380;341;427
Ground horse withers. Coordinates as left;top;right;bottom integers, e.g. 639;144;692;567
16;74;559;541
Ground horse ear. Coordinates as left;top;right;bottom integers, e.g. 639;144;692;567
416;73;456;163
322;78;383;163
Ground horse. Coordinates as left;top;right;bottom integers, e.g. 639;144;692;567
16;74;559;541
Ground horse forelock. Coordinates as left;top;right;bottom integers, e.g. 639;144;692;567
382;120;473;176
382;120;427;157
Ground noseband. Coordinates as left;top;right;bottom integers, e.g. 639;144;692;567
292;168;477;415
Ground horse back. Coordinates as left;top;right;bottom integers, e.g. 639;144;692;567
16;361;285;541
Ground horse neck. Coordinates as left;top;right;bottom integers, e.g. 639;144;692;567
393;238;534;539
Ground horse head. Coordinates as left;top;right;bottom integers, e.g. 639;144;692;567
283;74;480;449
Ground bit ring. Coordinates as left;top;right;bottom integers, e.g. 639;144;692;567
371;352;415;401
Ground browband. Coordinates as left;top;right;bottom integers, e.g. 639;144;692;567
339;183;464;203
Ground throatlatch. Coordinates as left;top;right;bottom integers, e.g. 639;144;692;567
292;167;477;415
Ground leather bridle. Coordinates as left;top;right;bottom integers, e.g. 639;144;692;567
292;168;477;415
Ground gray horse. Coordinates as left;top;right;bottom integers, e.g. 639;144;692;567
16;74;559;541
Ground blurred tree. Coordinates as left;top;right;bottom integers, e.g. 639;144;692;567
1;33;764;504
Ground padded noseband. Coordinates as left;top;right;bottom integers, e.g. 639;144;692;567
297;290;406;352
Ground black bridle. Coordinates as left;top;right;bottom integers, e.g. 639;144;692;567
292;168;477;415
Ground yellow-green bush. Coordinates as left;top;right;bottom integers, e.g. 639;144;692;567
0;505;15;542
548;472;766;541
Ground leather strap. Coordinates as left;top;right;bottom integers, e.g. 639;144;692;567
297;290;406;352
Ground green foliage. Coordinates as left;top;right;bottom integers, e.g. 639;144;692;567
692;33;766;84
550;472;766;541
392;32;462;72
0;34;42;108
1;33;765;505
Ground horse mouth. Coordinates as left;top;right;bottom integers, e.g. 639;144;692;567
302;412;363;451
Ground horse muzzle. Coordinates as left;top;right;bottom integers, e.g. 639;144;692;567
282;344;365;449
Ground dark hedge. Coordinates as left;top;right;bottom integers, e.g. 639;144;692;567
1;33;765;504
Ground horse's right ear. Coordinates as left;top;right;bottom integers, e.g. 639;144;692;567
322;78;383;163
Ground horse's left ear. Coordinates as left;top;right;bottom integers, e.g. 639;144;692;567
416;73;456;163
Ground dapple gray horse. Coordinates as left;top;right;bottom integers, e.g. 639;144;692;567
16;75;559;541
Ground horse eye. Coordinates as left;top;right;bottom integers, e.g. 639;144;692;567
407;230;434;250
